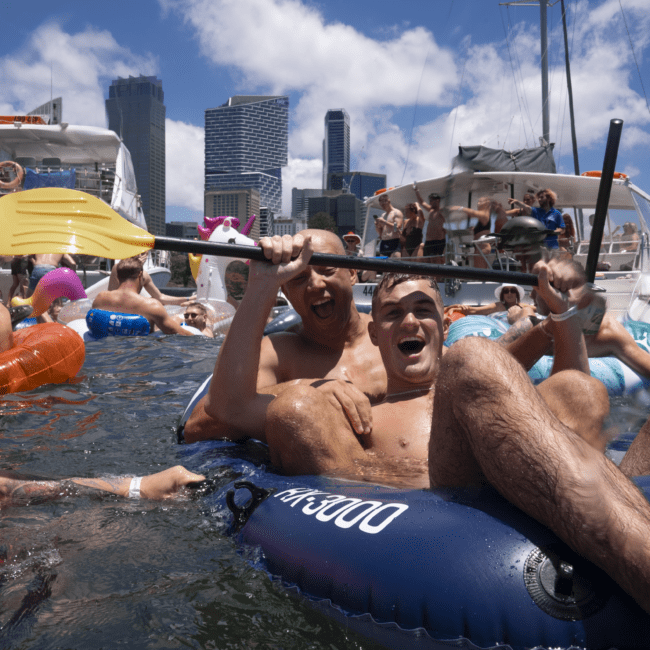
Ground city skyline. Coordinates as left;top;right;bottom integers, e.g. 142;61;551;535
1;0;649;224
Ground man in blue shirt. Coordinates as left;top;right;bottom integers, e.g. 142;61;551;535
530;188;565;249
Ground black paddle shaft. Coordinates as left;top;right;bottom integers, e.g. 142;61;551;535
585;119;624;283
153;236;540;286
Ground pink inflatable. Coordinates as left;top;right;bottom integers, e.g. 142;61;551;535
12;267;87;318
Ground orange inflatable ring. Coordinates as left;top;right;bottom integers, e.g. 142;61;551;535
0;160;25;190
0;323;85;395
581;170;629;180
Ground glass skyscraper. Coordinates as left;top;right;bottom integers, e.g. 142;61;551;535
105;75;166;236
323;109;350;189
205;95;288;219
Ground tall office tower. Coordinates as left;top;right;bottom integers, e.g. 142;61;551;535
323;109;350;190
205;95;288;218
106;75;166;236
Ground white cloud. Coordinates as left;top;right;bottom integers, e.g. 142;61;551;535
166;118;205;210
0;21;157;126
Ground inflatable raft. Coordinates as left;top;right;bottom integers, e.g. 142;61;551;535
178;412;650;650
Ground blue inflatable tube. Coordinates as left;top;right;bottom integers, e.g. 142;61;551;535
179;381;650;650
446;315;650;396
86;308;150;338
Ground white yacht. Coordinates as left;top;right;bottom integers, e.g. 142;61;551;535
0;116;171;300
358;170;650;321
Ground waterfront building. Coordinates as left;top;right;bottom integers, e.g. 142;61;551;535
205;95;288;218
166;221;199;239
106;75;166;236
323;109;350;190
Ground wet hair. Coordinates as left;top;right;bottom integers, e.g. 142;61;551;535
371;273;442;319
116;257;144;282
562;214;576;238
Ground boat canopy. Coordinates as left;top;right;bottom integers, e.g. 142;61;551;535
453;145;557;174
365;171;647;219
0;124;123;165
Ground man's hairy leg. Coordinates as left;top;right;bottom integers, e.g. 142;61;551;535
430;336;650;614
266;385;367;475
620;417;650;477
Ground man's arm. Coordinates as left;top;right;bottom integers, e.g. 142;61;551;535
0;466;205;505
61;254;77;270
199;235;314;443
143;270;197;305
149;301;194;336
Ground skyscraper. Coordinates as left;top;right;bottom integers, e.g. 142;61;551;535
205;95;288;221
323;109;350;190
106;75;166;236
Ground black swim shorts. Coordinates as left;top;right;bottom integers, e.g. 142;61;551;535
379;238;400;255
423;239;446;257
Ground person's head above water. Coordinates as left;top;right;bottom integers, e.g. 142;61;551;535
183;302;208;330
116;257;144;284
369;274;447;389
281;229;359;339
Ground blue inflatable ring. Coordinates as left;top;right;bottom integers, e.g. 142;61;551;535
85;308;150;339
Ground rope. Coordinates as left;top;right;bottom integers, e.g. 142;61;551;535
618;0;650;117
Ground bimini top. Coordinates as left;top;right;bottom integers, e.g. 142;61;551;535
0;123;123;166
365;170;650;220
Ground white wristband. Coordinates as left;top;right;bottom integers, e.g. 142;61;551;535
550;305;579;322
128;476;142;499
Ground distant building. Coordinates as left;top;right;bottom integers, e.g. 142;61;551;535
323;109;350;190
326;171;387;202
259;206;274;239
205;95;288;218
307;193;364;237
274;216;309;237
292;187;342;219
106;75;166;236
166;221;199;239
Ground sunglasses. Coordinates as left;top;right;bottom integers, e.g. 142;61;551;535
184;312;201;318
502;288;518;295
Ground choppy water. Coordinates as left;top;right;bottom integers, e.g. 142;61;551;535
0;334;384;650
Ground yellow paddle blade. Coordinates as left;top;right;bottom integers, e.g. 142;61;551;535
0;187;155;259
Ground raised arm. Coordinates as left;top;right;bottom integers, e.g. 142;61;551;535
149;301;194;336
201;234;314;443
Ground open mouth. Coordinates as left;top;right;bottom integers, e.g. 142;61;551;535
311;299;334;319
397;338;425;354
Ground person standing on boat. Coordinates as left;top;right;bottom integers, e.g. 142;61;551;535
93;258;194;336
448;197;492;269
399;203;425;258
375;194;403;257
27;253;77;297
517;188;565;250
506;191;536;216
414;189;446;264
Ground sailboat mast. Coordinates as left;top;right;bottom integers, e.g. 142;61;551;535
540;0;550;145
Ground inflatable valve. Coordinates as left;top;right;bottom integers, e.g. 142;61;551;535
226;480;275;533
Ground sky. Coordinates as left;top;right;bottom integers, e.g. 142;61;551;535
2;0;650;225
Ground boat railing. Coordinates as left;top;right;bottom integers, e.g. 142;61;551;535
574;239;640;272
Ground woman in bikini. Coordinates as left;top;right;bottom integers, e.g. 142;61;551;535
399;203;425;258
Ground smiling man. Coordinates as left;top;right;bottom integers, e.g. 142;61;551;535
182;229;387;443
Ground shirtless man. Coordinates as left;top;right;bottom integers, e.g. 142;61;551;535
28;253;77;296
181;302;215;338
375;194;403;258
108;252;196;306
229;237;650;615
414;187;446;264
182;229;387;443
93;258;193;336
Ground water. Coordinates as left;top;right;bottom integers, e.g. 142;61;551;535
0;334;383;650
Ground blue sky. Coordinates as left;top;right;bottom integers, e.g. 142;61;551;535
2;0;650;223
